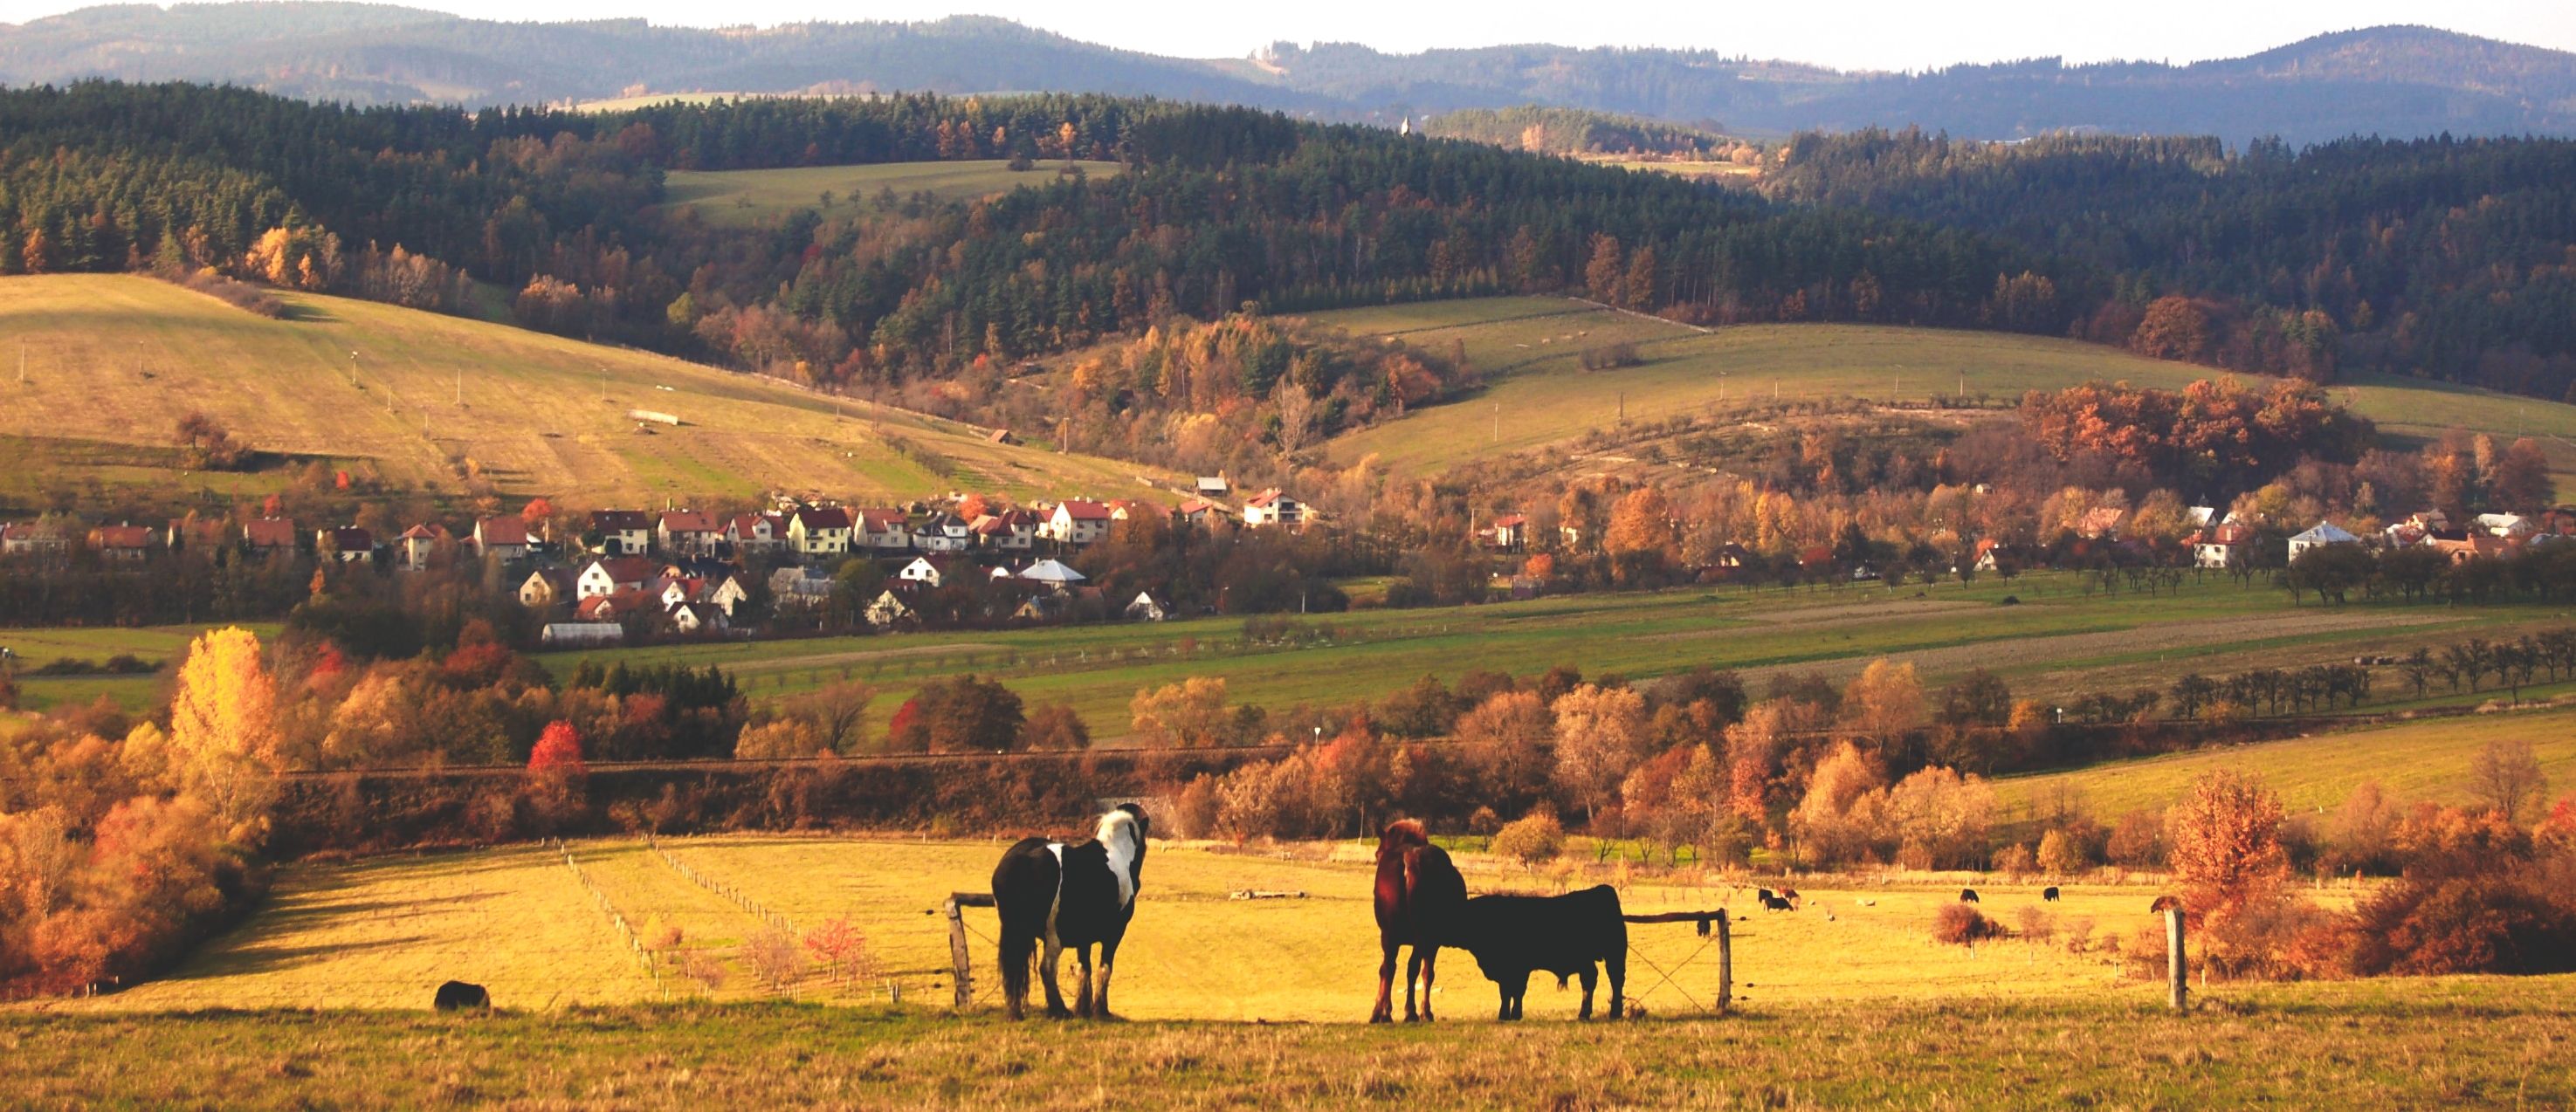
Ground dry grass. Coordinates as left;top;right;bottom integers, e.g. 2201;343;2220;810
0;274;1170;505
5;978;2573;1107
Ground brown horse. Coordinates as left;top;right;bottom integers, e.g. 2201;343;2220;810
1370;819;1466;1023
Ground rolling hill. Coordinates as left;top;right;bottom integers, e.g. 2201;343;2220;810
1308;297;2576;484
0;274;1171;508
3;7;2574;143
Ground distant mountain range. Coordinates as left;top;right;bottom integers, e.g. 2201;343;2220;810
6;4;2576;143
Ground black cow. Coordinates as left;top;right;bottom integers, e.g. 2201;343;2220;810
433;981;490;1012
1760;896;1794;911
1756;888;1775;903
1959;888;1980;903
2042;887;2061;903
1453;886;1627;1020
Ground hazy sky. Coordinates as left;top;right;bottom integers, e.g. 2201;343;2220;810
3;0;2571;72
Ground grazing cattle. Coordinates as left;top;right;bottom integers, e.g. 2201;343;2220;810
1959;888;1980;903
1454;885;1627;1020
432;981;489;1012
1757;888;1775;903
1779;888;1801;903
2150;895;2183;914
1370;819;1466;1024
2042;887;2061;903
992;804;1150;1019
1760;896;1794;911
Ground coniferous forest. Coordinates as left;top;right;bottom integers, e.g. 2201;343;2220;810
7;81;2576;404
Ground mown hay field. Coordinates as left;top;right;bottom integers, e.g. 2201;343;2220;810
55;834;2242;1022
661;160;1125;227
1310;296;2576;484
0;274;1169;505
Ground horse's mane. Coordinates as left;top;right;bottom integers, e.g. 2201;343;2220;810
1377;819;1429;863
1095;807;1144;907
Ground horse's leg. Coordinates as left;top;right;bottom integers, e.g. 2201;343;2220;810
1073;945;1095;1019
1040;937;1070;1019
1577;964;1599;1020
1402;947;1425;1022
1370;939;1397;1023
1419;948;1440;1023
1096;938;1119;1019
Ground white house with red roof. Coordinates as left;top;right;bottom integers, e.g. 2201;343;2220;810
576;556;658;600
472;517;531;561
856;509;913;552
244;518;300;555
2193;522;2256;569
589;510;652;555
394;524;446;572
657;511;720;556
788;506;855;558
1046;499;1112;546
1243;489;1305;527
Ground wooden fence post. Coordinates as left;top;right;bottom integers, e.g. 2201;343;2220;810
1716;915;1732;1014
2166;907;2188;1012
945;896;972;1010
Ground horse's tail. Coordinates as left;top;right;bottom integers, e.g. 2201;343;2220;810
991;837;1057;1009
998;916;1037;1004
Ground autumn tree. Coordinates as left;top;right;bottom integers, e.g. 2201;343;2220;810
2468;738;2547;821
1491;805;1566;868
1456;690;1556;807
784;680;875;754
1842;658;1925;740
892;674;1024;753
1787;741;1886;866
1550;683;1649;823
165;627;282;834
2488;438;2556;510
1130;676;1236;747
527;721;585;774
2165;769;2288;923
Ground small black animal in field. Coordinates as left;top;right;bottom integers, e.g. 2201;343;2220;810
1757;888;1774;903
2042;887;2061;903
1959;888;1980;903
433;981;490;1012
1761;896;1793;911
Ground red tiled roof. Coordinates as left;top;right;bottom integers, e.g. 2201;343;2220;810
1491;514;1526;528
591;510;652;532
477;518;529;546
660;511;718;534
399;524;440;541
795;506;854;531
92;525;152;548
327;527;375;551
244;518;299;548
1057;499;1111;520
1245;489;1291;508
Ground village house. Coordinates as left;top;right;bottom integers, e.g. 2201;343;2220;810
913;511;974;553
665;601;729;635
472;517;532;562
1973;538;2007;572
1019;558;1086;589
590;511;652;555
648;574;706;612
657;511;720;556
89;523;154;563
704;573;750;617
1107;499;1157;524
518;566;575;608
1046;499;1112;546
2474;512;2534;539
1124;590;1174;621
1177;498;1227;530
2193;522;2255;569
321;526;375;563
575;555;658;600
865;587;919;629
768;566;835;610
0;522;71;557
394;524;446;572
856;509;913;553
2287;521;2361;561
2077;506;2125;540
1195;476;1230;499
1243;489;1305;528
243;518;300;556
972;509;1038;551
2430;531;2507;564
725;512;785;555
898;555;954;587
788;506;855;559
575;589;651;621
1480;513;1527;552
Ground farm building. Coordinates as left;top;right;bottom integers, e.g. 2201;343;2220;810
2287;521;2360;560
541;622;623;647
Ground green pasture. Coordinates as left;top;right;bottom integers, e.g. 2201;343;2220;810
565;571;2565;743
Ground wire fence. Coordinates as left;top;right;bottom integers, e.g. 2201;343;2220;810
551;837;668;1000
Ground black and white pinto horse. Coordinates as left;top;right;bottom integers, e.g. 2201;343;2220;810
991;803;1149;1019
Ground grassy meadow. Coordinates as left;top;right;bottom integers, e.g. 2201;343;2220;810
661;160;1124;227
2000;704;2576;822
1309;296;2576;484
0;274;1170;506
567;571;2573;742
49;834;2258;1020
